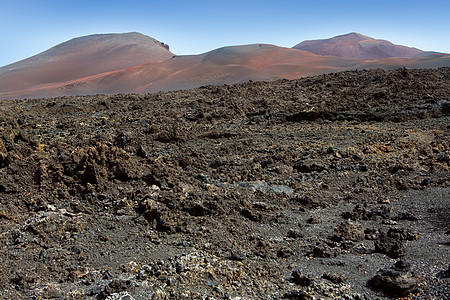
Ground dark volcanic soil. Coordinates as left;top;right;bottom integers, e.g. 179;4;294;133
0;68;449;299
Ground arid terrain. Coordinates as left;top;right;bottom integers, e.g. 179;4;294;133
1;32;449;100
0;68;449;299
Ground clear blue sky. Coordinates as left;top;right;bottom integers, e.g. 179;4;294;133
1;0;449;67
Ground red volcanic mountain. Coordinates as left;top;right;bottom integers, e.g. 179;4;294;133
35;44;354;96
293;32;435;59
0;32;173;94
0;32;449;99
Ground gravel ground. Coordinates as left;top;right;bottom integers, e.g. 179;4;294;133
0;67;448;299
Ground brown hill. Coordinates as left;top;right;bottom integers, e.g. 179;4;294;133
0;44;364;98
292;32;435;59
0;32;173;94
0;33;449;100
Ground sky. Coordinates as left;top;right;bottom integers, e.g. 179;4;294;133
1;0;449;67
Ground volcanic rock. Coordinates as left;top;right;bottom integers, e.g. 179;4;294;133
374;230;406;258
332;221;365;242
369;260;419;297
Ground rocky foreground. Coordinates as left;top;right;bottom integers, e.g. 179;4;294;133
0;68;449;299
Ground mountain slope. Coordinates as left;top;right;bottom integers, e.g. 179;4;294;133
0;32;174;93
0;44;364;98
293;32;434;59
0;32;449;100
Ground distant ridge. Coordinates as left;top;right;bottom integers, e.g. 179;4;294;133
293;32;435;59
0;32;449;100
